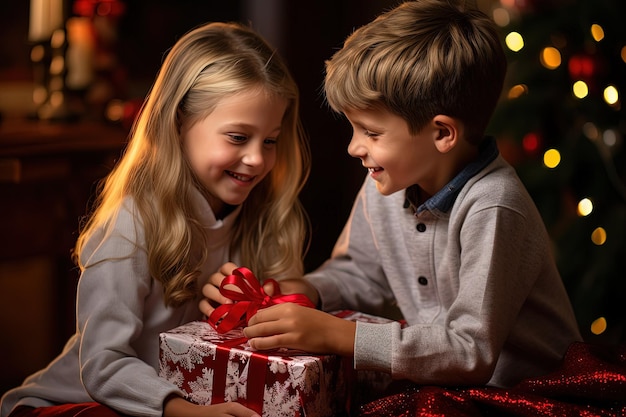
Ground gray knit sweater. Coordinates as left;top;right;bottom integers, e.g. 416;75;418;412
306;153;582;388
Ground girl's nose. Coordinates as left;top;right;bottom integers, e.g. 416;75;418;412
242;143;265;167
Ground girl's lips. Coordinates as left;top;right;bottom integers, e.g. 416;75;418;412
226;170;255;183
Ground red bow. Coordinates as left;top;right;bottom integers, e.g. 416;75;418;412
207;266;315;333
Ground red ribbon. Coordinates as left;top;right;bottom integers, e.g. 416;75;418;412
207;266;315;333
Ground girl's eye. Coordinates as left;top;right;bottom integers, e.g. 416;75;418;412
264;138;278;146
228;134;247;143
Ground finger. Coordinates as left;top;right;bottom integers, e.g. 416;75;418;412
219;261;239;275
262;281;276;297
198;298;214;317
202;281;232;304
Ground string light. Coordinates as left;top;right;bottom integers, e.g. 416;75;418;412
591;227;607;245
543;149;561;168
507;84;528;99
591;317;607;335
492;7;510;27
603;85;619;106
591;24;605;42
577;198;593;216
573;81;589;98
505;32;524;52
540;47;561;69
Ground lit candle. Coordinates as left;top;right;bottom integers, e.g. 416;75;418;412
29;0;64;42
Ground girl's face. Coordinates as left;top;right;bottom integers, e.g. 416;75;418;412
182;88;287;217
344;106;442;197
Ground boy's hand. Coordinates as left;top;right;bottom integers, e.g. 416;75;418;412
243;303;356;356
199;262;239;317
199;264;321;317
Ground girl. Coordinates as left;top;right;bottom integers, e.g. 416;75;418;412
1;21;310;417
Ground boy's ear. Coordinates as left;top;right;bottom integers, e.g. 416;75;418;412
432;114;461;154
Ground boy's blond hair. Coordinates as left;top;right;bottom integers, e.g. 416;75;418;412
325;0;507;144
74;22;310;307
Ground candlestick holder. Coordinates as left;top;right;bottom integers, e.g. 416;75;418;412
34;28;80;121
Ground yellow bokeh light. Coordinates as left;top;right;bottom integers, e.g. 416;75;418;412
507;84;528;99
591;317;607;335
543;148;561;168
573;81;589;98
591;227;607;245
591;24;605;42
505;32;524;52
577;198;593;216
540;47;561;69
603;85;619;105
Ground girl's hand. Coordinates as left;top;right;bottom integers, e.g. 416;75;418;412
199;262;239;317
243;303;356;356
164;395;260;417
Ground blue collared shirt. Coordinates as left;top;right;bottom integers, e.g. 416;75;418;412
412;137;499;214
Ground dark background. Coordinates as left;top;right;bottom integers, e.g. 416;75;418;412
0;0;398;394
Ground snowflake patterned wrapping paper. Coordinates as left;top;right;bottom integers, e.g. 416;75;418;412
159;320;349;417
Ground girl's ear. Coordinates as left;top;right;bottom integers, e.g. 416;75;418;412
432;114;462;154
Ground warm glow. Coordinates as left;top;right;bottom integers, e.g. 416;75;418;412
507;84;528;99
591;317;607;335
622;46;626;63
577;198;593;216
603;85;619;105
522;132;540;153
540;47;561;69
583;122;600;140
492;7;510;27
591;24;605;42
591;227;607;245
573;81;589;98
603;129;618;147
543;149;561;168
505;32;524;52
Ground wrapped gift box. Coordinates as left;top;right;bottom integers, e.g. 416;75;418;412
159;311;398;417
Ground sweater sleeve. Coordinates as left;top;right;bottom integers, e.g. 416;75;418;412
305;180;397;314
76;205;183;416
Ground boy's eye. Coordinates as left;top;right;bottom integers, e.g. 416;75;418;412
364;130;379;138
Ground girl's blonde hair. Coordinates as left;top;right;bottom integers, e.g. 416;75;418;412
74;22;310;307
324;0;507;144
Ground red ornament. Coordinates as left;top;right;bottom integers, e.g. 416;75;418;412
568;54;597;81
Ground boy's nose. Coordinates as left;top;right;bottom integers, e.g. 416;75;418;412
347;134;366;159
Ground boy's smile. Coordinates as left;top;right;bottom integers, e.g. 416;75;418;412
344;107;443;197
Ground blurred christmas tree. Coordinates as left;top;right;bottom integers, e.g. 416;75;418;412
486;0;626;344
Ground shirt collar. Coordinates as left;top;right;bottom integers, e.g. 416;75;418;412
408;136;499;215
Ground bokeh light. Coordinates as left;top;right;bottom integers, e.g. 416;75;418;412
492;7;510;27
591;24;605;42
505;32;524;52
543;148;561;168
577;198;593;216
591;227;607;245
507;84;528;99
540;47;561;69
573;81;589;98
603;85;619;105
591;317;607;335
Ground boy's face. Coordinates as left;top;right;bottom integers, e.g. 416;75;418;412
344;107;442;196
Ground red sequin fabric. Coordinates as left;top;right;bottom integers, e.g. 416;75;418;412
359;342;626;416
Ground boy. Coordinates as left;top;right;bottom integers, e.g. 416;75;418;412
205;0;582;388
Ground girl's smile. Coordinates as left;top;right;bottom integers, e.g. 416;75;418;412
182;87;288;217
